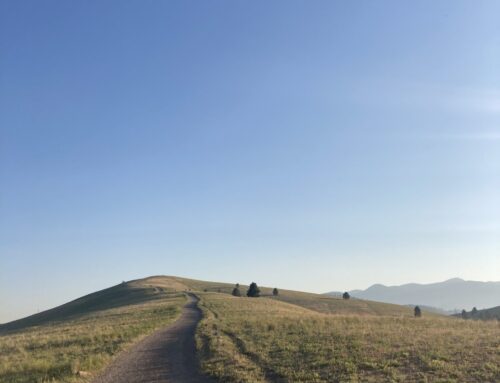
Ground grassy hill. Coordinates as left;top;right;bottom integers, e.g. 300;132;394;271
457;305;500;320
0;281;186;382
196;292;499;383
473;305;500;320
1;275;498;383
137;275;419;316
0;281;180;333
0;275;428;335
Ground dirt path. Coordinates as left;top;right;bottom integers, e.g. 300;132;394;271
92;293;213;383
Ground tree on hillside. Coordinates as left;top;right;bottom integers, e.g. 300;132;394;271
273;288;279;296
247;282;261;297
461;309;468;319
414;306;422;317
342;292;350;300
471;307;478;316
232;284;241;297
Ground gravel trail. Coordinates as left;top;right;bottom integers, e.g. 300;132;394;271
92;293;213;383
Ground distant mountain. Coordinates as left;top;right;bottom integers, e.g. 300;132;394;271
325;278;500;311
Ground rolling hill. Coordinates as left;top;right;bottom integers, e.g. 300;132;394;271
457;305;500;320
0;275;414;334
1;275;498;383
138;275;421;316
0;281;186;382
326;278;500;311
0;281;178;333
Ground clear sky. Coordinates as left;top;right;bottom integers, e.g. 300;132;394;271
1;1;499;323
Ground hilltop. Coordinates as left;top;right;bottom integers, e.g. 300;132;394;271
1;275;417;334
1;275;498;383
0;279;176;333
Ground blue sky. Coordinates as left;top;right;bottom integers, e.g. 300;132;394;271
1;1;499;322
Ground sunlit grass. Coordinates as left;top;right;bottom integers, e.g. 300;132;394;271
197;293;500;382
0;291;185;383
3;276;498;383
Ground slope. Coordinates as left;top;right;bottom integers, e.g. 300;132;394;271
137;275;418;317
0;281;186;382
196;292;500;382
0;281;178;333
0;275;442;383
457;305;500;320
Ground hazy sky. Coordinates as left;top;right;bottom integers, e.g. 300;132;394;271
1;1;499;323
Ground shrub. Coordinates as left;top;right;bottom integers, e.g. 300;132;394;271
342;292;350;300
232;287;241;297
247;282;260;298
273;288;279;296
414;306;422;317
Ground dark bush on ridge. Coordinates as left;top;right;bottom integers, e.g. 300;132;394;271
232;286;241;297
414;306;422;317
247;282;260;298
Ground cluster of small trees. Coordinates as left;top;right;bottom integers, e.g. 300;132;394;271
231;282;279;298
461;307;477;319
461;307;481;320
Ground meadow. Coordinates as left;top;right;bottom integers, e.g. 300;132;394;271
0;284;185;383
150;276;416;317
196;292;500;383
1;276;498;383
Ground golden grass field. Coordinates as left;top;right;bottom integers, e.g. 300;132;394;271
196;292;500;383
0;283;185;383
1;276;498;383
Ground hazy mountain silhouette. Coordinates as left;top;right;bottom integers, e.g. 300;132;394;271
326;278;500;311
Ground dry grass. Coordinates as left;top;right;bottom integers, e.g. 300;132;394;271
0;288;185;383
139;275;417;317
197;293;500;383
3;276;498;383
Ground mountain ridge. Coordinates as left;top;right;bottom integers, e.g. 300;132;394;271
326;278;500;311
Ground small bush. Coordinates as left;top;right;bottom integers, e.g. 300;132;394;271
247;282;260;298
414;306;422;317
